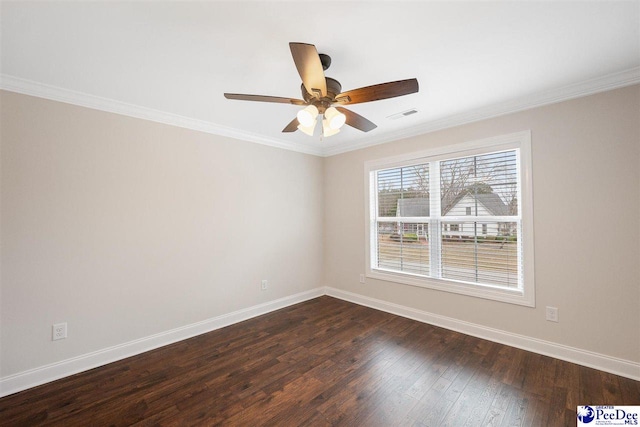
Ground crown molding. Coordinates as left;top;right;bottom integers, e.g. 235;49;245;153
0;75;325;157
2;67;639;158
321;66;640;157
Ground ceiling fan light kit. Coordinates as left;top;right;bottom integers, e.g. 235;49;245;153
224;42;419;139
297;105;346;137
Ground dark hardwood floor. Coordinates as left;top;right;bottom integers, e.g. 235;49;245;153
1;296;638;426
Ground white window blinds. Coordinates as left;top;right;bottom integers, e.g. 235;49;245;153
438;150;521;288
376;164;431;276
369;138;530;301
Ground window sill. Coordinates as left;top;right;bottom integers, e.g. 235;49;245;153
367;268;535;307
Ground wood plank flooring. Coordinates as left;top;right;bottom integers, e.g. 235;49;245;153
1;296;638;426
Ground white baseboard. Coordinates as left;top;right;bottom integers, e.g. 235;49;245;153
2;286;637;398
0;288;324;398
324;287;640;381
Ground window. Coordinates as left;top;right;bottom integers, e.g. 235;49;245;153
365;131;534;306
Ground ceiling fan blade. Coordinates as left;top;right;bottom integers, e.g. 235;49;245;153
282;117;299;132
224;93;306;105
335;107;377;132
289;42;327;97
334;78;419;105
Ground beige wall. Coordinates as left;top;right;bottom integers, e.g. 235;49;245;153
1;85;638;380
0;91;324;377
323;85;640;363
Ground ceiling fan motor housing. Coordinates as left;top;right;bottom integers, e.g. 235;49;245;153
301;77;342;113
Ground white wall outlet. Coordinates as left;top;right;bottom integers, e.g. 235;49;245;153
545;306;559;322
261;279;268;291
53;322;67;340
359;274;365;284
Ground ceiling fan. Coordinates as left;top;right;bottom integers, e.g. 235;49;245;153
224;42;419;138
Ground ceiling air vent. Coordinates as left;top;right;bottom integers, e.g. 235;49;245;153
387;108;418;120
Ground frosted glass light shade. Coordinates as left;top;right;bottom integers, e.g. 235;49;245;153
324;107;346;130
322;118;340;137
297;119;317;136
296;105;319;127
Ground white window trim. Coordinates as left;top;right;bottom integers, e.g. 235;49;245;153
364;130;535;307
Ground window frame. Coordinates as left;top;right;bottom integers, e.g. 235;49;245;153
364;130;535;307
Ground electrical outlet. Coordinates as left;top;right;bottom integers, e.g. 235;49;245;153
545;306;559;322
359;274;365;284
53;322;67;340
261;280;268;291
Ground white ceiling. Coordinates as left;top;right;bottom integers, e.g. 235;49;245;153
1;1;639;156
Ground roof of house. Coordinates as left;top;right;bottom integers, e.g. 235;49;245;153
396;192;509;217
443;191;509;216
